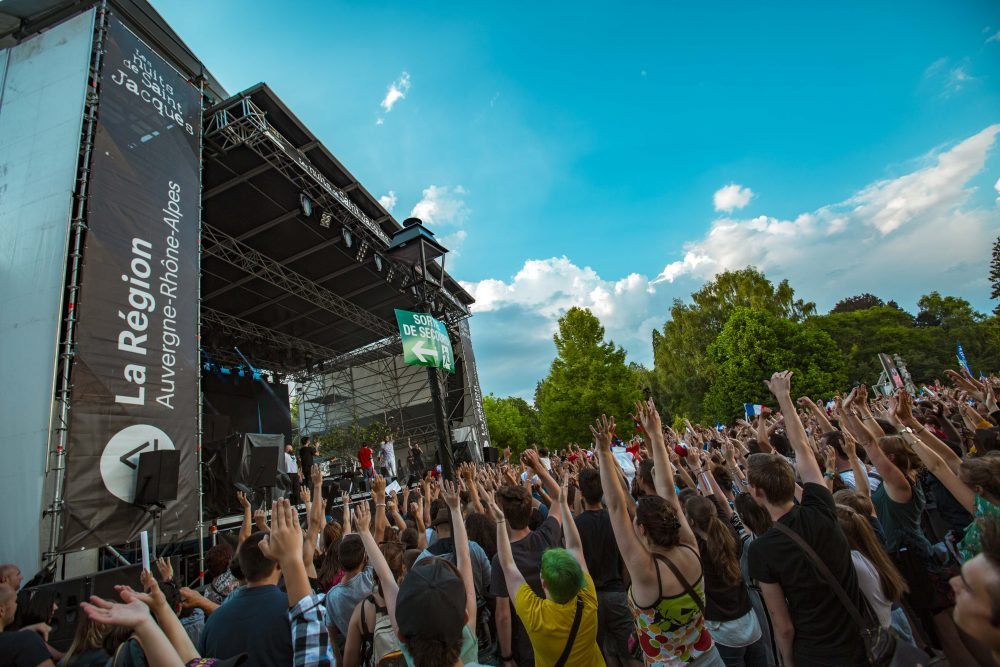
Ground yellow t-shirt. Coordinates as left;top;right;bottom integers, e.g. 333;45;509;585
513;571;606;667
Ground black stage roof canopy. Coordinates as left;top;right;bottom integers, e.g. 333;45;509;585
200;84;474;376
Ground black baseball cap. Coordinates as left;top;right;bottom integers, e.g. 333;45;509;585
395;557;465;645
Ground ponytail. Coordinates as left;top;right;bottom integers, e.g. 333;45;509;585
685;495;741;586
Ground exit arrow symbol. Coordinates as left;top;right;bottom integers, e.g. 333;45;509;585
119;439;158;469
411;340;438;363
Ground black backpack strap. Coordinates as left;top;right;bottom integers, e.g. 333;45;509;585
651;552;706;615
553;597;584;667
771;523;870;629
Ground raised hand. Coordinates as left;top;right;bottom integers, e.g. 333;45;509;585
842;432;858;460
894;390;916;426
236;490;251;510
300;487;311;505
259;498;303;566
80;594;153;630
520;449;541;471
372;474;386;498
765;370;793;398
441;479;461;510
154;557;173;582
486;497;506;524
590;415;616;451
310;464;323;488
630;399;662;437
353;501;372;534
253;507;268;533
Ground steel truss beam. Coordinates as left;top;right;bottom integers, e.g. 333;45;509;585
201;223;397;339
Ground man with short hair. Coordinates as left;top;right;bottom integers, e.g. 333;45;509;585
491;450;562;667
358;443;375;480
951;517;1000;665
0;564;23;592
0;583;53;667
380;437;397;480
299;435;317;476
575;468;638;667
746;371;869;667
417;507;492;628
198;532;292;667
324;533;374;650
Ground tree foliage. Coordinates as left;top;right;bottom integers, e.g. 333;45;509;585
831;293;884;313
702;308;846;423
651;268;815;422
482;394;540;455
535;307;643;447
315;420;391;461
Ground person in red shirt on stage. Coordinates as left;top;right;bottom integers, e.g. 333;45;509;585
358;443;375;480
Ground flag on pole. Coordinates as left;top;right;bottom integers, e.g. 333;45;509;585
956;340;972;374
744;403;763;420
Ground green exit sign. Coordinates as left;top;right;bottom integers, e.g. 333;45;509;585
394;309;455;373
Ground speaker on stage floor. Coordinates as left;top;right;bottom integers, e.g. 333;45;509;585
483;446;499;464
134;450;180;505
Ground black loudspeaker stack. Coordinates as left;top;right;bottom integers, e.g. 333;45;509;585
483;446;499;464
134;450;180;505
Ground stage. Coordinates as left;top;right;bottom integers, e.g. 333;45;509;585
0;0;487;581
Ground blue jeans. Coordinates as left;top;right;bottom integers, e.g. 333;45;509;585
715;636;769;667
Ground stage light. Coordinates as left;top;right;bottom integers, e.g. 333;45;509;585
319;211;332;228
341;227;353;248
237;367;246;377
220;366;231;375
300;193;313;217
252;370;262;381
202;361;212;371
374;254;384;272
355;240;370;262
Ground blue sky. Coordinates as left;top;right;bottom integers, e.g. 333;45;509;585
152;0;1000;399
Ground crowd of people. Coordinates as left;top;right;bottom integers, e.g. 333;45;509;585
2;367;1000;667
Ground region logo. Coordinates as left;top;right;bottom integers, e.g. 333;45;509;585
100;424;175;503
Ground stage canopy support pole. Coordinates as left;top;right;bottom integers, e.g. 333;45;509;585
45;0;109;564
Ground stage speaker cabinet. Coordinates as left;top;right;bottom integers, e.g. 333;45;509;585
248;446;280;488
483;446;499;464
453;441;473;465
134;450;180;505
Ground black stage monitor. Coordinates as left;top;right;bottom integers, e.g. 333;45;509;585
248;446;280;488
134;450;180;505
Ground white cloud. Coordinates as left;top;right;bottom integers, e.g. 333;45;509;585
410;185;469;227
653;124;1000;285
464;125;1000;396
378;191;397;212
375;118;385;126
380;71;411;113
713;183;754;212
925;58;975;96
986;30;1000;44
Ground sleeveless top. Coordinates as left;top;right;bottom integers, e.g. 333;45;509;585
627;545;714;666
872;477;931;558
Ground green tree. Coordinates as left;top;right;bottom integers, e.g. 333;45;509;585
915;292;983;328
702;308;846;423
482;394;540;455
652;268;815;422
535;307;642;447
831;293;884;313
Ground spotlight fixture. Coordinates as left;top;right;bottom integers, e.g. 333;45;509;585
341;227;353;248
299;193;313;217
319;211;332;228
356;240;370;262
373;254;384;272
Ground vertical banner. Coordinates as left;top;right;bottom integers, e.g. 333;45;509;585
60;15;201;550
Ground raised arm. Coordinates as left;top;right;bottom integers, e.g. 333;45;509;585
487;497;526;600
766;371;823;487
756;413;775;454
558;480;588;575
593;415;658;592
895;391;963;476
798;396;836;434
840;391;912;503
842;433;870;498
442;480;477;632
521;450;561;514
352;502;400;634
371;475;388;543
236;491;253;546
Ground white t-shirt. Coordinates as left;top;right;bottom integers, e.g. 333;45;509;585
284;453;298;474
381;441;396;463
851;550;891;629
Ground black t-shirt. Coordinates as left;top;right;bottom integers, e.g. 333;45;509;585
747;483;869;667
574;509;625;592
198;584;292;667
299;446;315;474
0;630;51;667
490;515;562;666
697;527;751;622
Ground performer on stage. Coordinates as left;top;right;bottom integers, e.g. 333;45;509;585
284;444;301;504
380;436;397;480
407;438;424;478
298;435;317;474
357;442;375;480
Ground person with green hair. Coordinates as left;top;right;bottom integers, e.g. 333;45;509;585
489;481;605;667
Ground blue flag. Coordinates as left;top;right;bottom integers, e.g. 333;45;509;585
956;340;972;374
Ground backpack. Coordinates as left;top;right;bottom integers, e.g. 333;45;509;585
426;544;497;661
360;595;405;667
